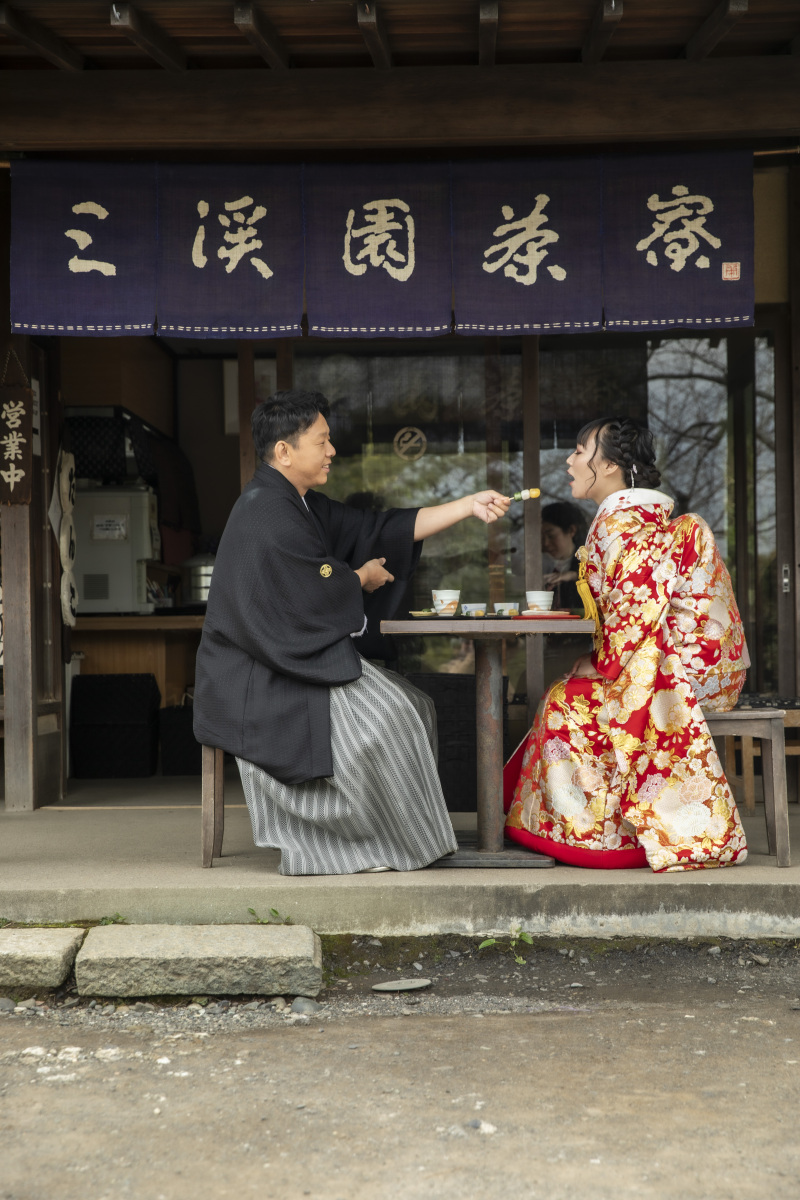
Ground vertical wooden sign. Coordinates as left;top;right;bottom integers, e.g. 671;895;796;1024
0;385;33;505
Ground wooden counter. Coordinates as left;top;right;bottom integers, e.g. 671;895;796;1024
71;614;205;708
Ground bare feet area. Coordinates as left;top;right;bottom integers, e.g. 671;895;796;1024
2;936;799;1200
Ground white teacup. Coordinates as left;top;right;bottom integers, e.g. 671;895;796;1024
461;602;487;616
526;591;555;611
432;589;460;615
494;601;522;616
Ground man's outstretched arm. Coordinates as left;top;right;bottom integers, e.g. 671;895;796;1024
413;491;511;541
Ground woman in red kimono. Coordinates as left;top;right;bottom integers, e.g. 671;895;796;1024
505;416;749;873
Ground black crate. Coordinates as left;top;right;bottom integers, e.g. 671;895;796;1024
70;674;161;778
159;705;202;776
405;672;509;813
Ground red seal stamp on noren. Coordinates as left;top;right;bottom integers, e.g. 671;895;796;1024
722;262;741;281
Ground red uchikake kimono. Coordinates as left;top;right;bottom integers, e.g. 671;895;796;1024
504;488;749;872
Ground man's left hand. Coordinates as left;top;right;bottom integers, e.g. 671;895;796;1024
471;491;511;524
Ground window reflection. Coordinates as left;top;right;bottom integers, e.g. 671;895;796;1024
294;329;778;699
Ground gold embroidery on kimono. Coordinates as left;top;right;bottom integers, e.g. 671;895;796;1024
505;489;749;872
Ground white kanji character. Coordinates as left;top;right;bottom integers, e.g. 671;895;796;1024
1;400;25;430
65;201;117;277
1;430;26;461
636;185;722;272
192;196;273;280
343;199;415;282
482;196;567;285
0;464;25;492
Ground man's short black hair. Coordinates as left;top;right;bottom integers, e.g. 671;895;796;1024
252;390;330;463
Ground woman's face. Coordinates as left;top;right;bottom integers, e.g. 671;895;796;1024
541;521;576;560
566;431;623;503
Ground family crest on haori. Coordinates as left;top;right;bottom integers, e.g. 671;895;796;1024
482;194;568;285
191;195;273;279
65;201;117;277
343;198;416;282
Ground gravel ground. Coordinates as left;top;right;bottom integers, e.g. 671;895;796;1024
2;937;800;1199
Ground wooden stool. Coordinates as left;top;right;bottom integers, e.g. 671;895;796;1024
724;708;800;813
201;746;225;867
704;708;790;867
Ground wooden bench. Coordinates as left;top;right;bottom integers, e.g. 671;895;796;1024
202;707;793;868
721;704;800;814
704;707;790;867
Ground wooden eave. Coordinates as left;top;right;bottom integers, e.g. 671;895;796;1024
0;2;798;151
0;1;798;71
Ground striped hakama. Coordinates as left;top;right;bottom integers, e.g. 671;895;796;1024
237;658;458;876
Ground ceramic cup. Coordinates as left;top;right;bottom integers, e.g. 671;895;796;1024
494;601;522;616
432;589;461;615
461;602;487;616
525;590;555;611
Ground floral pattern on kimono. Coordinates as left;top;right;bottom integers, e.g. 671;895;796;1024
505;489;749;873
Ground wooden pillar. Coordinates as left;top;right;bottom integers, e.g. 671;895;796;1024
275;338;293;392
484;338;505;609
522;337;543;723
727;331;756;684
0;170;39;809
237;340;256;491
789;166;800;695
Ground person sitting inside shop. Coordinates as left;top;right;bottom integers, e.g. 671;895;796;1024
193;389;511;876
540;499;587;612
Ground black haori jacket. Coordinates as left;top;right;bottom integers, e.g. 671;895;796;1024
193;463;420;784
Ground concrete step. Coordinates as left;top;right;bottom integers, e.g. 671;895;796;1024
0;928;86;988
74;924;322;998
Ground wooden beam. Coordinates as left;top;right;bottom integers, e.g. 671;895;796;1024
789;167;800;694
478;1;498;67
275;340;293;391
237;340;256;490
0;4;83;71
110;2;186;72
522;336;543;720
233;2;290;71
0;59;798;151
357;1;392;70
684;0;748;62
582;0;623;66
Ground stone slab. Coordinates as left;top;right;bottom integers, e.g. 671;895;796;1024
74;924;322;997
0;928;85;988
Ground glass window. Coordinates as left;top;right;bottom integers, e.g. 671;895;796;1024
294;342;524;680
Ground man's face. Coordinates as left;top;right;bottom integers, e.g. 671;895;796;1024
284;413;336;491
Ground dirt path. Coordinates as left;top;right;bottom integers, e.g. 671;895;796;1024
2;938;799;1199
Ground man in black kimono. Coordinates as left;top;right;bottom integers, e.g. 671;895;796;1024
194;390;510;875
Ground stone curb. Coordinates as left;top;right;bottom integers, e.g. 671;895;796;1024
0;928;86;988
75;924;322;997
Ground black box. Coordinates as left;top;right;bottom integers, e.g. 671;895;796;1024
159;704;202;776
70;674;161;778
406;673;509;812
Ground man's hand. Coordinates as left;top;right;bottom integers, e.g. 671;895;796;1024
471;491;511;524
566;652;599;679
355;557;395;593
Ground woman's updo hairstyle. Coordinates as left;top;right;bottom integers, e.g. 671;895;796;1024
576;416;661;490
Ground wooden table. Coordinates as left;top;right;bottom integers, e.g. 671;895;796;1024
381;617;595;867
71;614;205;709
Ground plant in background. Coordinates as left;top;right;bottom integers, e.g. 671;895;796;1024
247;907;292;926
98;913;126;925
479;925;534;965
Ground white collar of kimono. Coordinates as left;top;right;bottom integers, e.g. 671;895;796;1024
593;487;675;525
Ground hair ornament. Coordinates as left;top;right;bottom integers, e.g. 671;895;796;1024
630;463;638;489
